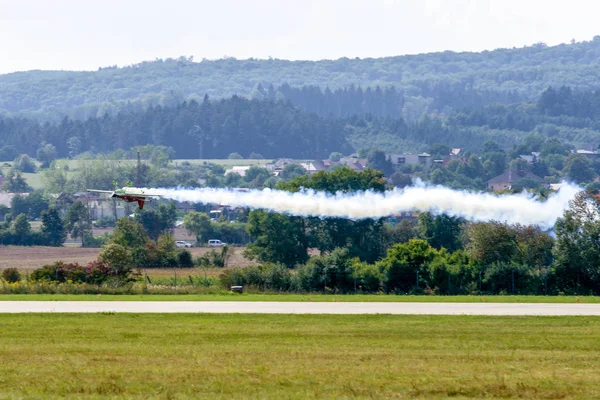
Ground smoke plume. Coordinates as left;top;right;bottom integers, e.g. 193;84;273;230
153;182;580;229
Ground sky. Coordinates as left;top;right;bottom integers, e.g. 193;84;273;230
1;0;599;74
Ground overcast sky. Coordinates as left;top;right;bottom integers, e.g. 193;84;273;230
0;0;598;74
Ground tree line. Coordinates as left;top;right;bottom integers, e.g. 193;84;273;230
4;84;600;162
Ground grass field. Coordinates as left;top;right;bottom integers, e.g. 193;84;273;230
1;293;600;302
0;314;598;399
62;158;275;169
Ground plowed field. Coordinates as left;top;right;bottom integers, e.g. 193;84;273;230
0;246;252;270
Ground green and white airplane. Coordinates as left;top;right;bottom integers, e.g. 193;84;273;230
86;186;163;209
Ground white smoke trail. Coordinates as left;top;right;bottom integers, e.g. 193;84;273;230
151;182;581;229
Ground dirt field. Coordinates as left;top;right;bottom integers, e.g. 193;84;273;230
0;246;253;270
92;227;196;241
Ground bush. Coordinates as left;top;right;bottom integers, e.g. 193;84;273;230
177;249;194;267
30;261;131;285
2;267;21;283
219;264;292;291
227;152;243;160
197;246;232;268
350;261;382;292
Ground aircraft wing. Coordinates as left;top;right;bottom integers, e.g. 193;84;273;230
120;188;164;198
86;189;115;194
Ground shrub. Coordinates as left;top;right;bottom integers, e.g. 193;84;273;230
30;261;130;285
227;152;243;160
2;268;21;283
198;246;232;268
218;264;292;291
177;249;194;267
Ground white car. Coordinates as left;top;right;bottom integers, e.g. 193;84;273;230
208;239;227;247
175;241;192;248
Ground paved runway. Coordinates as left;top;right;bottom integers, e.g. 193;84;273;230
1;301;600;315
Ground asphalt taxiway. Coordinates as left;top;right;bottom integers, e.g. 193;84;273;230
1;301;600;315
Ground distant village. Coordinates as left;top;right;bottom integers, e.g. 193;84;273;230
1;147;595;225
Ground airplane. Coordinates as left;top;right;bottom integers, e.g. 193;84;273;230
86;187;163;209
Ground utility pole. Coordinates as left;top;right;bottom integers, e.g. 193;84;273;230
136;151;141;187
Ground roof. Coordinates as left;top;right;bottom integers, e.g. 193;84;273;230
519;155;535;163
576;150;600;155
0;192;29;208
487;169;542;185
339;157;368;166
224;166;251;177
300;162;326;173
450;148;462;156
274;158;296;168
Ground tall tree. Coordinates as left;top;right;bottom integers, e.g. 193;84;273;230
418;212;464;252
553;191;600;293
41;208;66;246
245;210;309;267
64;200;92;247
183;212;214;244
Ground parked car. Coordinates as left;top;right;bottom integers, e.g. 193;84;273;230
175;241;192;248
208;239;227;247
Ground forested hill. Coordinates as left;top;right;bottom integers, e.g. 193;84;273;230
3;86;600;160
3;38;600;120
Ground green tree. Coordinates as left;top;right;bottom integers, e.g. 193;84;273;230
13;154;36;173
2;168;32;192
378;239;438;292
245;210;309;267
465;221;518;266
367;150;393;176
64;200;92;247
389;172;412;188
562;154;596;183
156;232;178;266
183;212;214;244
41;208;66;246
22;190;49;219
36;143;57;168
328;152;343;162
418;212;464;252
9;194;29;217
280;163;306;181
98;243;133;273
244;166;271;187
279;167;387;262
553;191;600;293
135;202;176;240
514;224;553;268
111;218;149;248
11;213;31;243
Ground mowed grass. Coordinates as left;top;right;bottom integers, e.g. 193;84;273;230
0;314;599;399
1;293;600;302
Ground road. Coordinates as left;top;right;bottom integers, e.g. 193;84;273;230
1;301;600;315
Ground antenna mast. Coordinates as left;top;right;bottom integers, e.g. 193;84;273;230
136;150;141;187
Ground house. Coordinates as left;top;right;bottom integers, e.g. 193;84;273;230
300;161;327;175
450;148;463;158
337;157;367;171
389;153;432;170
487;169;543;191
83;194;127;221
0;192;24;208
224;166;251;177
575;150;600;159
